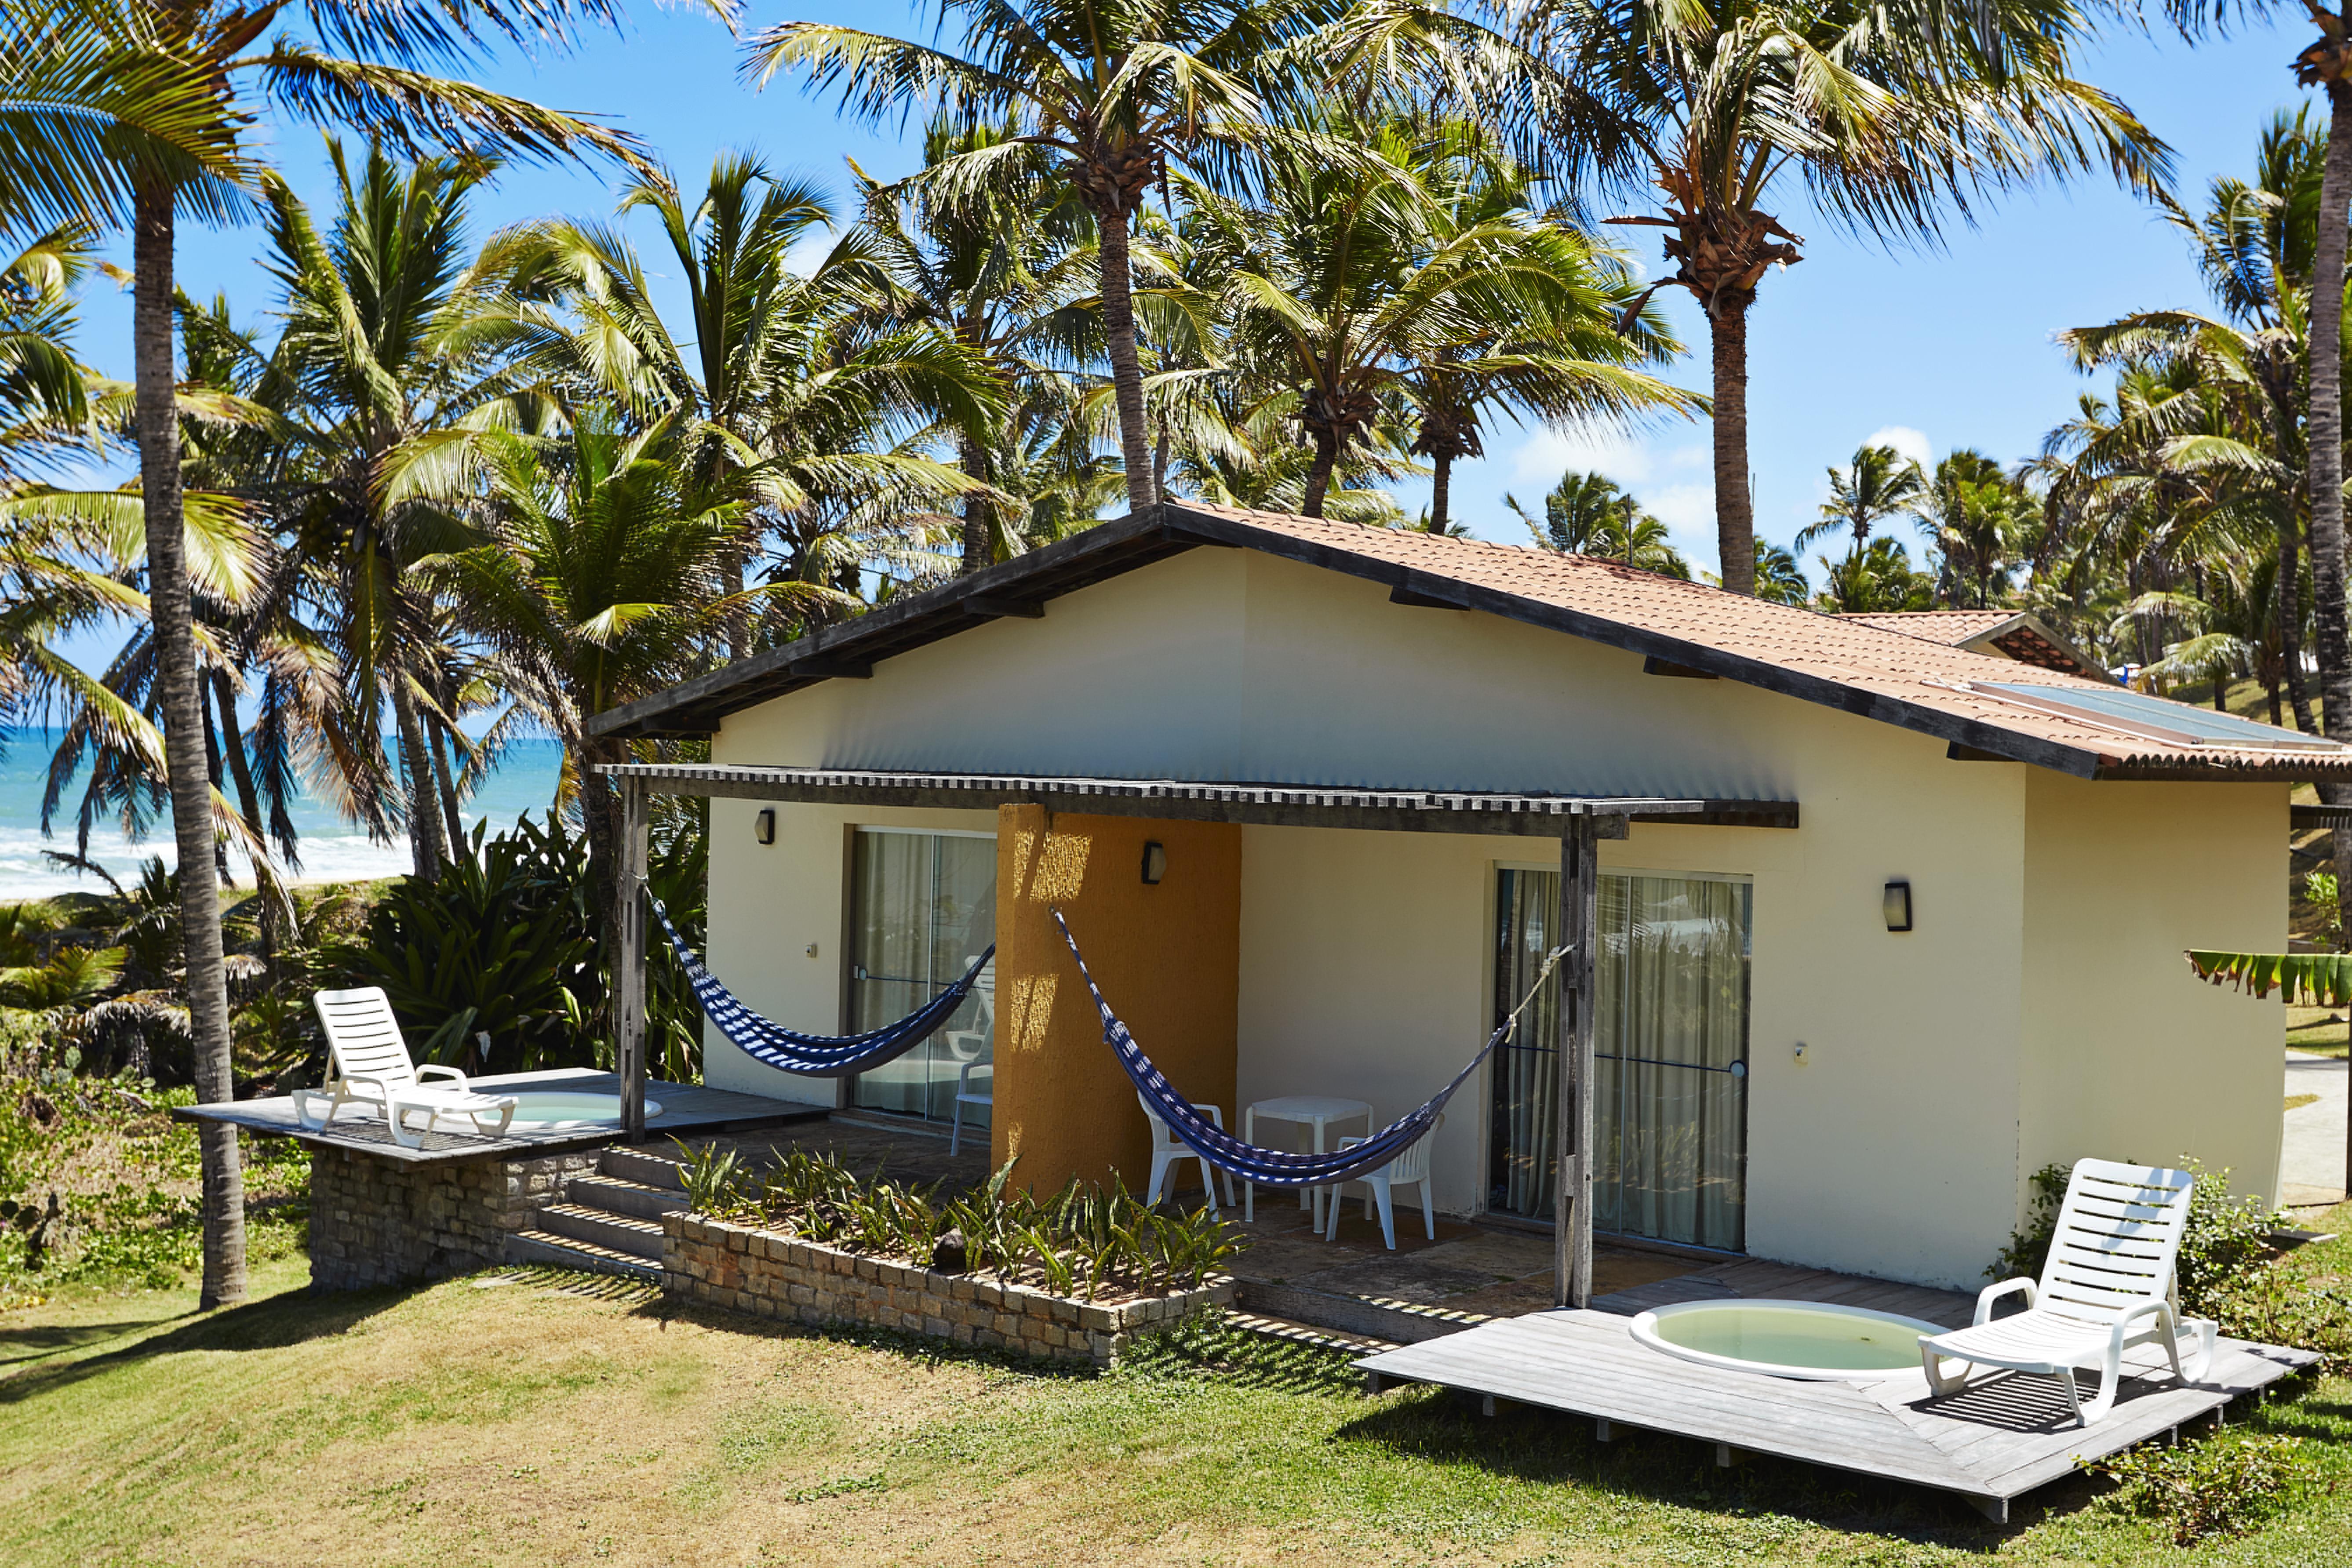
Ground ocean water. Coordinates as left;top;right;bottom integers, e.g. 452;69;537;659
0;728;567;900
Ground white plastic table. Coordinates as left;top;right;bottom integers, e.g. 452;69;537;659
1242;1095;1373;1227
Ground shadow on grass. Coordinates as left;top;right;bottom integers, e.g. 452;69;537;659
0;1278;413;1406
0;1318;181;1368
623;1293;1099;1381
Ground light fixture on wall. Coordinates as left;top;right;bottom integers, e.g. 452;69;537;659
1883;879;1912;933
1141;840;1167;884
755;808;776;845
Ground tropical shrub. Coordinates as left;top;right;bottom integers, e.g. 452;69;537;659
675;1142;1243;1301
335;815;599;1074
2089;1429;2311;1545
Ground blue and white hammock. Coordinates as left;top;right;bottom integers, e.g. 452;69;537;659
1053;909;1566;1189
648;894;994;1077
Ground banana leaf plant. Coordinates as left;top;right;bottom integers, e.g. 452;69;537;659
2185;950;2350;1200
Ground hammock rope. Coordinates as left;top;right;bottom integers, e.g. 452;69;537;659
648;893;994;1077
1052;908;1566;1189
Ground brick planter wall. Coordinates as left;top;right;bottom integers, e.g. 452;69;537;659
661;1212;1232;1368
309;1145;603;1291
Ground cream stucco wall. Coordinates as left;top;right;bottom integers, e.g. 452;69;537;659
703;545;2287;1289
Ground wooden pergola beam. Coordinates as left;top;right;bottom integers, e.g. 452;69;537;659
616;775;650;1143
1554;815;1599;1309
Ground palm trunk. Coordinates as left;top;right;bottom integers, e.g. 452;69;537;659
2280;519;2318;733
430;719;465;859
202;686;230;884
1302;429;1340;518
1710;300;1757;596
721;541;751;666
1431;452;1453;533
1153;426;1171;500
1095;206;1157;513
2315;81;2352;938
391;679;445;880
135;180;244;1310
958;434;990;577
210;668;280;986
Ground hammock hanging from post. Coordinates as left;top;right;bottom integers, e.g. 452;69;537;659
648;893;994;1077
1052;908;1565;1189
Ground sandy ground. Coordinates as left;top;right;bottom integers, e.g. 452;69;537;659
2283;1049;2350;1206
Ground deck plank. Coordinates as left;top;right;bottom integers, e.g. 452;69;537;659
175;1069;823;1165
1358;1307;2317;1509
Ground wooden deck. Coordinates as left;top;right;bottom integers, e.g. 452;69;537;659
1356;1305;2316;1522
175;1068;822;1165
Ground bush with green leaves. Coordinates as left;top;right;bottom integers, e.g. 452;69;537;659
675;1141;1243;1302
2089;1428;2311;1545
1991;1158;2281;1317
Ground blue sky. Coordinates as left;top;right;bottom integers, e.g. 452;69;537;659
60;3;2319;596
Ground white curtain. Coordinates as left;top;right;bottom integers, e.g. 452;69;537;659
1489;870;1750;1247
850;832;997;1121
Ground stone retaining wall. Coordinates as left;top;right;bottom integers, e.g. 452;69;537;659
662;1212;1231;1368
309;1145;602;1291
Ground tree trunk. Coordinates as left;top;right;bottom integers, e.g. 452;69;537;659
430;718;466;859
1431;451;1453;533
210;668;280;986
958;433;990;577
1095;204;1158;513
201;684;231;884
1153;426;1171;500
2280;517;2319;732
723;540;750;665
2315;81;2352;934
135;180;244;1310
1709;299;1757;596
391;678;445;881
1301;429;1340;519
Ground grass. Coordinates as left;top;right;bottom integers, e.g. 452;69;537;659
2288;1093;2321;1113
4;1209;2351;1568
2285;1007;2348;1058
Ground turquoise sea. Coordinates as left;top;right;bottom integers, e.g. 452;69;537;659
0;728;568;899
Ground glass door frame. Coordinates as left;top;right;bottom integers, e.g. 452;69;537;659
1482;859;1754;1254
840;824;998;1123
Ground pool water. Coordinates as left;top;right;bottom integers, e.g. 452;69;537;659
501;1092;663;1130
1630;1300;1948;1379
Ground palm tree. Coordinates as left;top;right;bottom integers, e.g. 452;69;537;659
1817;536;1933;613
1749;540;1810;605
1508;470;1690;575
1909;450;2035;610
847;119;1100;575
1796;444;1927;560
404;416;845;952
750;0;1342;512
1191;116;1693;516
24;0;641;1311
1361;0;2170;593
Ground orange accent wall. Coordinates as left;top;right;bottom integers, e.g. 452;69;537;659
992;805;1240;1195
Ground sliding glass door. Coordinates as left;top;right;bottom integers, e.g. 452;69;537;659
848;829;996;1124
1488;867;1751;1251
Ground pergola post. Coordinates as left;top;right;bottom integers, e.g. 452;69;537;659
616;775;650;1143
1553;813;1599;1309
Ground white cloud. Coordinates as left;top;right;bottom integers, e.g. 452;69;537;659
1510;426;1654;485
1864;425;1933;469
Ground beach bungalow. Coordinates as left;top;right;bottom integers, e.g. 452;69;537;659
588;501;2338;1296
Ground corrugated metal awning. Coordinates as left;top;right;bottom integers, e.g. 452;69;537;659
597;763;1797;834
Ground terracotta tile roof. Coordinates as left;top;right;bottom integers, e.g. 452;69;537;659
1842;609;2108;680
592;499;2352;780
1170;503;2347;780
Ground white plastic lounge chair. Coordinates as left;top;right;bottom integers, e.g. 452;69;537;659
303;986;518;1150
1139;1092;1236;1214
1322;1116;1442;1250
1919;1157;2217;1426
947;957;994;1156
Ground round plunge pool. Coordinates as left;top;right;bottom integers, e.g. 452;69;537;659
500;1091;663;1131
1629;1299;1947;1380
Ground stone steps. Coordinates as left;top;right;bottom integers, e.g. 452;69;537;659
568;1173;688;1221
539;1201;665;1259
510;1227;662;1281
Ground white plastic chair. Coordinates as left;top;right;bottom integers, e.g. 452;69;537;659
1919;1157;2217;1426
1138;1092;1236;1214
947;957;994;1156
1323;1115;1442;1249
302;987;517;1150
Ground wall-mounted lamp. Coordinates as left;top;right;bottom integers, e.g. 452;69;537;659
1141;840;1167;885
754;808;776;845
1883;879;1912;933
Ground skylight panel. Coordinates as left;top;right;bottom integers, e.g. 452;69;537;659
1973;682;2345;752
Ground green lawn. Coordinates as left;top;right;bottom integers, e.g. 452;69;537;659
4;1218;2352;1568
